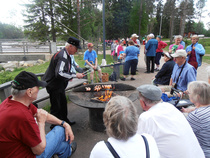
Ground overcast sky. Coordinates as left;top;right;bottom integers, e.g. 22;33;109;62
0;0;209;29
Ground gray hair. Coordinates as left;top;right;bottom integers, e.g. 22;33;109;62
11;88;27;98
179;35;183;40
174;35;181;40
188;81;210;105
191;35;199;40
65;42;70;47
139;92;161;106
103;96;138;141
148;33;154;38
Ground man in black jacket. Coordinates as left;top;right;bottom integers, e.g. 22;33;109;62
43;37;84;127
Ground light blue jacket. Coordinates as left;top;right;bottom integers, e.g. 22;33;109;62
186;42;205;67
180;41;185;49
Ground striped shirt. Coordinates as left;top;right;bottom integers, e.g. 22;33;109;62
187;106;210;158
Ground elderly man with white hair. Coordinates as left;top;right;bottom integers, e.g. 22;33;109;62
0;71;77;157
169;49;197;91
186;35;205;70
158;49;196;97
145;33;158;73
137;84;205;158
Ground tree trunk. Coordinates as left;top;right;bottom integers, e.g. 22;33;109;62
169;0;176;44
49;0;56;42
180;0;187;36
77;0;81;38
138;0;143;36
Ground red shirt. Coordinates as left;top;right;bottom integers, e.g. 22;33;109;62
189;49;197;62
0;96;41;158
156;41;167;53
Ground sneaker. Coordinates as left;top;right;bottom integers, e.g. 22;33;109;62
131;77;135;80
155;68;160;71
69;142;77;157
120;77;126;81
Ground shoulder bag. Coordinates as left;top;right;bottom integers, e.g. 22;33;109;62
104;135;150;158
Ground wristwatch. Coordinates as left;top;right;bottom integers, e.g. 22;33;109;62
61;121;65;127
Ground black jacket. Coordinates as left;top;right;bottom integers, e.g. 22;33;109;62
42;48;74;92
154;60;175;85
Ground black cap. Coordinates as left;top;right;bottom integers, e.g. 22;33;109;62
67;37;82;49
12;71;47;90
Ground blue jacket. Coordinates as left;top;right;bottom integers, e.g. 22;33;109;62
186;42;205;67
180;41;185;49
145;38;158;56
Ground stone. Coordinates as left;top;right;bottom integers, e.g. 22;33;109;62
2;63;17;69
37;59;45;64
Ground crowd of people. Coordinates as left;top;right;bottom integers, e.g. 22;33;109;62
0;34;209;158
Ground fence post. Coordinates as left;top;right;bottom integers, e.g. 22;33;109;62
23;42;26;53
0;42;2;52
50;42;57;54
26;42;28;52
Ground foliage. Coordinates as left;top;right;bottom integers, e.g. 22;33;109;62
1;0;207;42
23;0;50;42
129;0;148;37
0;22;24;39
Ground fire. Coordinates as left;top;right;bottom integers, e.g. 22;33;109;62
98;90;113;102
88;84;115;103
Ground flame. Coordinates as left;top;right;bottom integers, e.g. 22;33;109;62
98;90;113;102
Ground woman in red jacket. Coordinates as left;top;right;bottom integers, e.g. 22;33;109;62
155;35;167;71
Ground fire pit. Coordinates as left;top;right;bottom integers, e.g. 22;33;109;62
69;83;138;132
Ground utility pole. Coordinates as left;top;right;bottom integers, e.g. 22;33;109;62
77;0;81;38
102;0;106;59
159;12;163;36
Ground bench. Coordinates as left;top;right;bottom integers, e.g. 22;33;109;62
0;73;87;106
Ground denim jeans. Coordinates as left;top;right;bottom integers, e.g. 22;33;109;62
36;126;72;158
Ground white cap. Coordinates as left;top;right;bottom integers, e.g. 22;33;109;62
171;49;187;58
131;33;139;38
163;52;172;59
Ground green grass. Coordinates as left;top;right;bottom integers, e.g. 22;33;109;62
0;54;115;84
0;61;50;84
203;56;210;63
204;46;210;55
